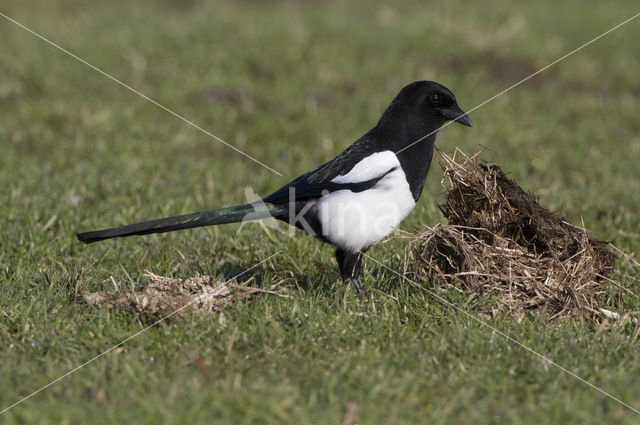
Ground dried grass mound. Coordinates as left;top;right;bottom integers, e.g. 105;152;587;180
412;149;618;322
77;272;287;322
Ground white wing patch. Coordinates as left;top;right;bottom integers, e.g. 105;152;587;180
317;151;416;252
330;151;400;184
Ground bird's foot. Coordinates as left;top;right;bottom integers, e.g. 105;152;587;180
351;278;366;299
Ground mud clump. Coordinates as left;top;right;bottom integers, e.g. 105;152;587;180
412;150;618;323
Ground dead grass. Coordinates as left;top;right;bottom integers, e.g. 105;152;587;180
77;272;288;322
411;149;622;323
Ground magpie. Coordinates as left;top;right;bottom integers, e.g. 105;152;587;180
77;81;472;295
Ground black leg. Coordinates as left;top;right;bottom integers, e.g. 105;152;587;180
335;248;366;297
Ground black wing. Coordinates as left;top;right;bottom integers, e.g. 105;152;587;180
264;136;392;204
304;137;376;185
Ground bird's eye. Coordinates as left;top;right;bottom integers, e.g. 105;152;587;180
429;94;441;105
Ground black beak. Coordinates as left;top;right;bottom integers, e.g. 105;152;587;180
440;104;473;127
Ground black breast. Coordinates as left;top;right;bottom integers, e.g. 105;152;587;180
394;134;436;202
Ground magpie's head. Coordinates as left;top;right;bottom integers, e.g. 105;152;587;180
382;81;473;133
413;81;472;127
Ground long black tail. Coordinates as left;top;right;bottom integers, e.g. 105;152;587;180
77;203;282;244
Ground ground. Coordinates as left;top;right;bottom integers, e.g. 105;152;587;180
1;0;640;423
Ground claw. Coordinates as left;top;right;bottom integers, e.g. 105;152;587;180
352;278;366;298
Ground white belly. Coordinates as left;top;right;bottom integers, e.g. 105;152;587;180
315;166;416;252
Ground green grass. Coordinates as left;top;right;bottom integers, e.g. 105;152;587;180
1;0;640;423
